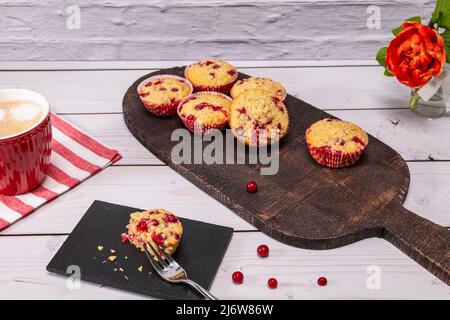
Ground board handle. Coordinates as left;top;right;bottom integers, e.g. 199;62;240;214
383;204;450;286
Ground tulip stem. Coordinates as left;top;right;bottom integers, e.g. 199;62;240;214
409;92;420;111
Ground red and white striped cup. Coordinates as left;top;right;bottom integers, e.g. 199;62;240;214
0;89;52;195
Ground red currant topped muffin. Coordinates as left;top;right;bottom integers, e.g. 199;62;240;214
231;77;286;100
137;75;193;116
126;209;183;256
185;59;238;93
305;118;369;168
229;89;289;147
177;91;232;134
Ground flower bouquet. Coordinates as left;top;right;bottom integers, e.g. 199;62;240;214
376;0;450;116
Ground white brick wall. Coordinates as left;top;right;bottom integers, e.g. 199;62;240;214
0;0;436;60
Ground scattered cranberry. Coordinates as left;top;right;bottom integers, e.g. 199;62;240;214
267;278;278;289
317;276;328;286
246;181;258;193
257;244;269;257
232;271;244;284
121;233;128;244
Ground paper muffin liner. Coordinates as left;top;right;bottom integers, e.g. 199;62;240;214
137;74;193;117
177;91;232;135
184;64;238;94
305;127;367;168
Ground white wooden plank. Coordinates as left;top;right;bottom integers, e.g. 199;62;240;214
0;60;377;70
1;161;449;236
59;114;162;165
0;166;255;235
0;234;448;299
405;162;450;227
330;109;450;161
0;66;408;114
59;110;450;164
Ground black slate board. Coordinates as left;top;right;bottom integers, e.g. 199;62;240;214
47;200;233;300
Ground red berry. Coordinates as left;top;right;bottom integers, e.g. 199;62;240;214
257;244;269;257
150;219;160;226
268;278;278;289
136;219;149;232
164;214;178;223
152;233;165;246
232;271;244;284
246;181;257;193
317;276;327;286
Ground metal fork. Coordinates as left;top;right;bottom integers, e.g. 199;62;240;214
143;241;217;300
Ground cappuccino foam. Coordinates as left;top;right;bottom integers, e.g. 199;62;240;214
0;100;45;138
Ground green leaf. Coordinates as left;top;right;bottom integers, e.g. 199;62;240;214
430;0;450;29
440;30;450;63
376;47;394;76
392;16;422;36
376;47;388;68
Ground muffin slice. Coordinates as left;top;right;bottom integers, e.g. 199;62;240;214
229;89;289;147
231;77;286;100
137;75;193;116
305;118;368;168
185;59;238;93
126;209;183;256
177;91;232;134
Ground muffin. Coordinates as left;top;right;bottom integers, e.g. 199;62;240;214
229;89;289;147
305;118;369;168
231;77;286;100
137;75;193;116
177;91;232;134
185;59;238;93
126;209;183;256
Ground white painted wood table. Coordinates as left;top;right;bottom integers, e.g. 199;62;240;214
0;60;449;300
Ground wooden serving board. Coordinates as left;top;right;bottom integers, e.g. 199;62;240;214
123;66;450;285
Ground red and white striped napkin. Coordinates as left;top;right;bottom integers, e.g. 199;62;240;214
0;113;122;231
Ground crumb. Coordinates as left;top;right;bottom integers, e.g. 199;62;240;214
125;256;128;259
119;268;124;272
108;255;117;262
102;261;107;264
110;249;116;254
97;245;104;251
124;275;129;281
114;268;118;272
138;266;143;272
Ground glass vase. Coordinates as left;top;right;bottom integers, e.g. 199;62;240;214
410;87;447;118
